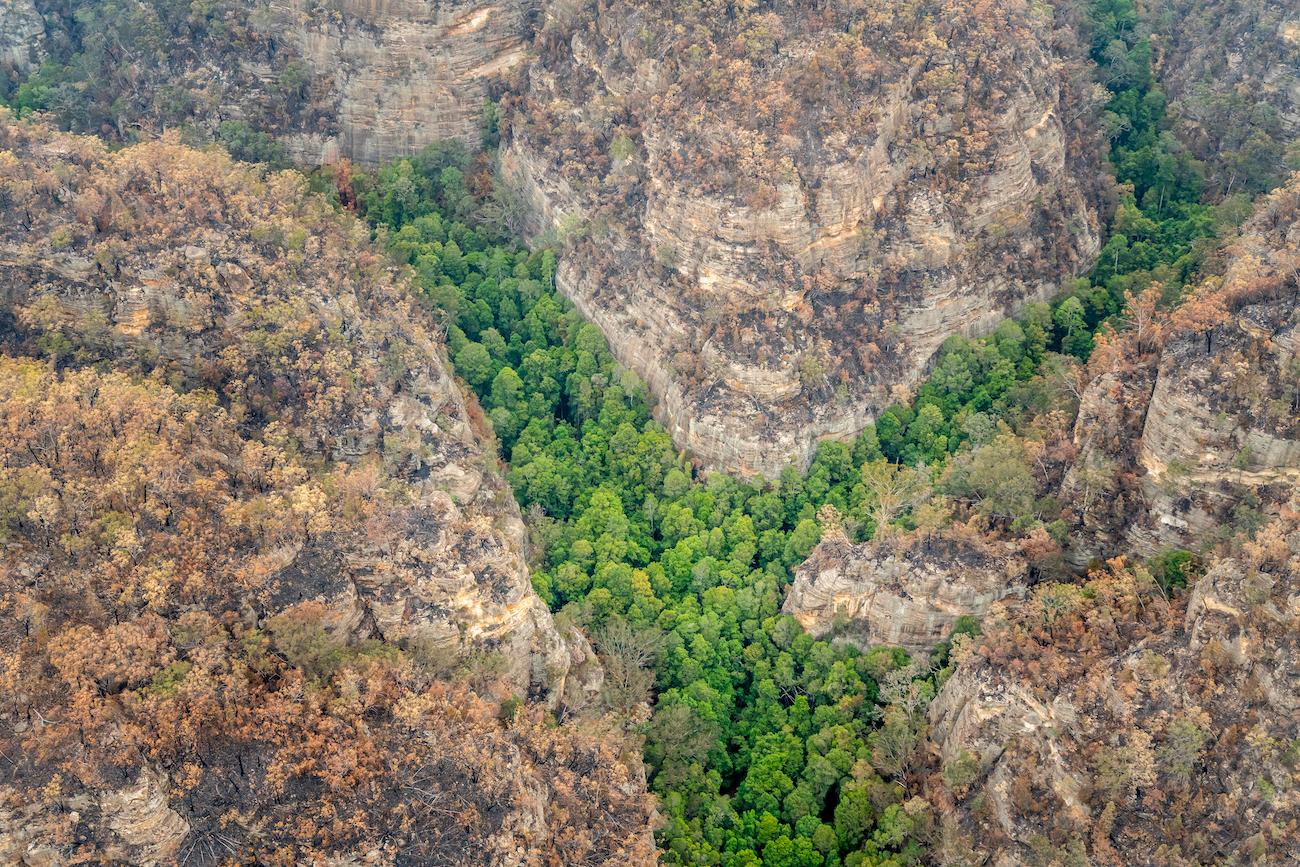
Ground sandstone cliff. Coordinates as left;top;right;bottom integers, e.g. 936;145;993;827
784;530;1029;654
18;0;535;164
1062;175;1300;561
0;363;652;865
1128;294;1299;555
270;0;538;164
0;0;43;93
1057;355;1159;565
924;500;1300;866
504;0;1104;476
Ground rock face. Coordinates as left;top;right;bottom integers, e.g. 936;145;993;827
505;0;1104;476
783;531;1030;653
0;0;43;91
270;0;539;164
0;112;572;700
1129;295;1299;555
20;0;535;164
1062;177;1300;561
925;503;1300;866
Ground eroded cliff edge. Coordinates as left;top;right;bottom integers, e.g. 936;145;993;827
921;175;1300;867
270;0;539;164
1062;175;1300;562
504;0;1105;476
783;529;1030;654
924;505;1300;865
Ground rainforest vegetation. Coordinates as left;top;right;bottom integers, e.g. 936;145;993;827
344;142;943;867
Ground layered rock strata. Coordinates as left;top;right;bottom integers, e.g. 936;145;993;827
271;0;539;164
0;114;655;864
783;531;1030;653
1062;176;1300;561
19;0;536;164
0;112;574;698
505;0;1104;476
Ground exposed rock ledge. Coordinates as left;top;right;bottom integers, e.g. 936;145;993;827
0;0;43;83
1061;176;1300;563
782;531;1030;653
924;507;1300;865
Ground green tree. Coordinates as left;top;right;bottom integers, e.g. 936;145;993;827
1053;296;1093;359
454;341;495;388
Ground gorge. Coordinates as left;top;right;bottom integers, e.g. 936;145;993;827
2;0;1299;864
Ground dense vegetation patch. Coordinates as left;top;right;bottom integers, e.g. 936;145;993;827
4;0;326;145
345;144;954;867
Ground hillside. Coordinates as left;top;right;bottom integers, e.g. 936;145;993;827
504;0;1106;475
1062;174;1300;563
1153;0;1300;194
925;504;1300;865
0;113;654;863
3;0;1300;864
923;173;1300;866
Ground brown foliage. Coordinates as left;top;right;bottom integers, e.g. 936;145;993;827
929;501;1300;865
0;358;654;865
0;116;655;864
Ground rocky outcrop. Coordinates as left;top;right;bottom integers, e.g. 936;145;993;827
924;503;1300;866
783;531;1030;653
1062;176;1300;561
1058;356;1161;565
505;0;1104;476
0;112;571;698
0;0;43;91
20;0;535;164
0;765;190;866
0;115;655;864
1129;293;1299;554
270;0;539;164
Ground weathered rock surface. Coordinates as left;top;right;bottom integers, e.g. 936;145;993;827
924;502;1300;865
783;531;1030;653
1129;295;1299;555
505;0;1104;476
270;0;539;164
21;0;535;164
0;765;190;866
1058;356;1161;565
0;114;655;865
0;0;43;89
1062;177;1300;561
0;112;570;698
